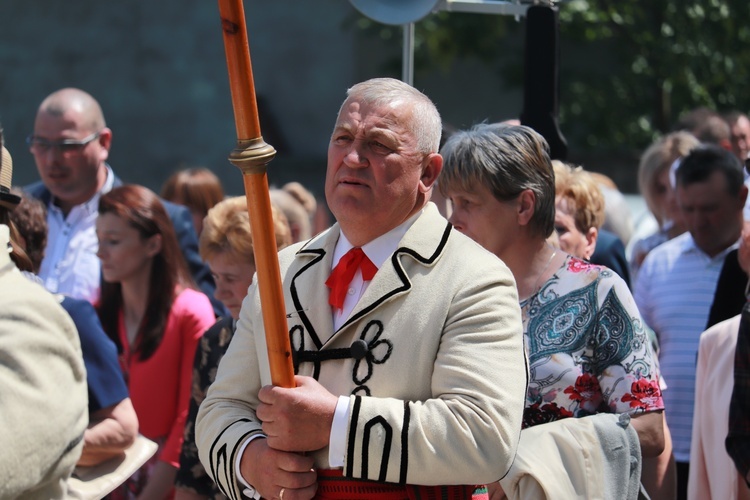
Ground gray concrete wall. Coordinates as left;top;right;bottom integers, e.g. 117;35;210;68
1;1;527;200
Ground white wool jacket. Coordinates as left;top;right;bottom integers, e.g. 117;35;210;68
196;203;528;499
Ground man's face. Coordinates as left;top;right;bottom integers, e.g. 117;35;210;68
31;109;109;209
324;98;440;244
730;115;750;162
677;170;746;257
445;183;519;260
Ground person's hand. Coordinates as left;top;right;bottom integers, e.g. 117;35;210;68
487;481;507;500
240;438;317;500
739;220;750;276
257;375;339;452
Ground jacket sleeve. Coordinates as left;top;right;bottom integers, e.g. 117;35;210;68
344;256;528;485
0;272;88;498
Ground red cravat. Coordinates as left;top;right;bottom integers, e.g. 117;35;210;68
326;247;377;310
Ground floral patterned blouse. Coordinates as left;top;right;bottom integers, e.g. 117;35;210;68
175;316;235;499
520;255;664;429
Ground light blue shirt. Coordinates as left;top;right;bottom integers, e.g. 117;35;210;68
38;166;114;303
634;231;738;463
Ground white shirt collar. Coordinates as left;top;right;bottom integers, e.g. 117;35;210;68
332;209;424;270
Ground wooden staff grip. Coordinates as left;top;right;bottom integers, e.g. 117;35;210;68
218;0;295;388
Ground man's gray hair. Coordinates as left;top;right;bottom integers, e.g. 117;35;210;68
342;78;442;154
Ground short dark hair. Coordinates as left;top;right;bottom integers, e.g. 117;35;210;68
676;145;744;196
439;123;555;238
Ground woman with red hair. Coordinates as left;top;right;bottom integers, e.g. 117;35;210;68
96;184;215;498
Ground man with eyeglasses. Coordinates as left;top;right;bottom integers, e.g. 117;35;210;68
24;88;225;315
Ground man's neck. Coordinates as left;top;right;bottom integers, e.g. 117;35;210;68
695;228;742;258
55;196;89;217
339;201;427;247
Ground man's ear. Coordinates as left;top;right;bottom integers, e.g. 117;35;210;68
517;189;537;228
583;226;598;260
418;153;443;194
98;127;113;162
738;184;748;210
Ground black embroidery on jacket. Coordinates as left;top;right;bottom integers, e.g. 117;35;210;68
340;222;452;331
227;429;256;500
208;418;252;499
362;416;393;481
352;320;392;393
399;401;410;484
347;396;362;475
289;248;326;349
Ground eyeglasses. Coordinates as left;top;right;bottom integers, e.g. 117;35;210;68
26;131;101;155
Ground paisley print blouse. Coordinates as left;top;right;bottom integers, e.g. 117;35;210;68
521;255;664;428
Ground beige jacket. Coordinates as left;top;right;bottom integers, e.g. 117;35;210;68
0;225;88;499
197;203;528;498
500;413;644;500
689;315;750;500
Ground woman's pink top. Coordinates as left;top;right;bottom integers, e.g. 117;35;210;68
118;288;215;467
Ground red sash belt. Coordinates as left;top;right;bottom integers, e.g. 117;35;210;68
314;469;488;500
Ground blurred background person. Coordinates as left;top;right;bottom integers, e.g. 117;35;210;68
590;171;635;249
724;111;750;163
270;187;312;243
161;167;225;238
9;188;139;467
552;160;605;260
175;196;291;500
282;181;317;223
630;131;700;280
552;160;631;287
675;106;732;150
25;88;224;316
635;145;747;499
0;131;88;498
96;185;215;498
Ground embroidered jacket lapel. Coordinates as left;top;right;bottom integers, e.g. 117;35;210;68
340;204;452;332
288;204;452;347
288;227;339;350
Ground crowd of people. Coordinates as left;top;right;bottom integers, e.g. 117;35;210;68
1;78;749;500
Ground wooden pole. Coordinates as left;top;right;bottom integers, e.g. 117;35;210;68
217;0;295;388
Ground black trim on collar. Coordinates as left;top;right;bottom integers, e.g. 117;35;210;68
340;221;453;331
289;248;326;350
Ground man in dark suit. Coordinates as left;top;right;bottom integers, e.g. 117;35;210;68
590;228;631;288
24;87;226;316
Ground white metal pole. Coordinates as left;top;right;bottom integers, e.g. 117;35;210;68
402;22;415;85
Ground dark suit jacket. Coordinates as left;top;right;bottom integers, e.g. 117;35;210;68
25;177;228;317
61;296;129;413
590;229;631;289
706;248;746;329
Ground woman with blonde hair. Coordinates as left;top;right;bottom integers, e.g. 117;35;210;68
175;196;291;500
631;131;700;277
552;160;606;261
